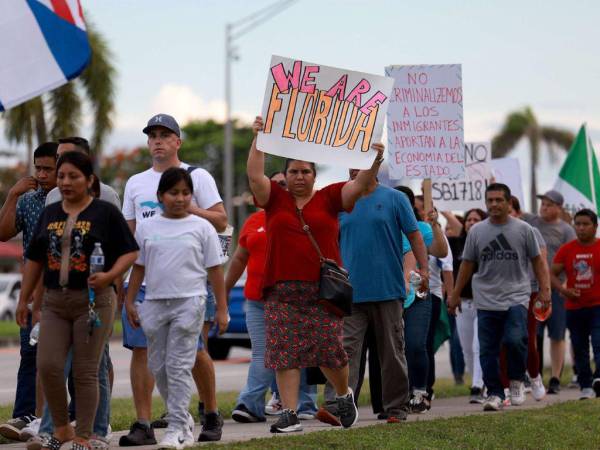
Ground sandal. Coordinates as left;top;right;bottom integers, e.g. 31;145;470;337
41;435;64;450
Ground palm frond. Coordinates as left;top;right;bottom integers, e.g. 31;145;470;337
48;82;81;140
491;110;530;158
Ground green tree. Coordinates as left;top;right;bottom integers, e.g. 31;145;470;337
2;23;115;166
492;107;574;213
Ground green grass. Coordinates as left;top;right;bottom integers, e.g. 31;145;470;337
0;320;21;338
198;400;600;449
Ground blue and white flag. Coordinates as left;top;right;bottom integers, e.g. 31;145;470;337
0;0;91;111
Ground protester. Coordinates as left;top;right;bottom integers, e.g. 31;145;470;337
125;167;227;448
0;142;58;441
508;196;547;401
15;151;138;449
443;208;488;403
119;114;228;445
319;169;428;425
247;116;382;432
228;172;318;424
449;183;550;411
551;209;600;399
523;190;576;394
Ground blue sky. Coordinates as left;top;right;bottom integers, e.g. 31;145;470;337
2;0;600;206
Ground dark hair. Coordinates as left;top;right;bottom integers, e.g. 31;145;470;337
465;208;488;222
510;195;521;213
33;142;58;160
284;159;317;177
58;137;90;154
157;167;194;196
574;208;598;226
56;151;94;178
394;185;422;220
486;183;511;201
269;171;285;179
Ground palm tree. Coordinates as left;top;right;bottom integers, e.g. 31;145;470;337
492;107;574;213
2;23;115;169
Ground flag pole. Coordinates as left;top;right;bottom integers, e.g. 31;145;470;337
584;123;598;212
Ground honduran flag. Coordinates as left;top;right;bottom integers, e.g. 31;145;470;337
0;0;91;111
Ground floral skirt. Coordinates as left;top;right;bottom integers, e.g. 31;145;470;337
264;281;348;370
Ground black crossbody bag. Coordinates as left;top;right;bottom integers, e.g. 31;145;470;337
296;208;353;317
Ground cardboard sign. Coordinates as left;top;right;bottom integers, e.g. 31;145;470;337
385;64;464;179
432;142;492;211
257;55;394;169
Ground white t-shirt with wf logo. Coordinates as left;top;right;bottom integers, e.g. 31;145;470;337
462;216;540;310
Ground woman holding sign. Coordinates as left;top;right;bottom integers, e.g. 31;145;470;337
247;116;383;433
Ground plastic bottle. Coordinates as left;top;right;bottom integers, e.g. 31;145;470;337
29;322;40;346
90;242;105;274
533;296;552;322
409;271;427;299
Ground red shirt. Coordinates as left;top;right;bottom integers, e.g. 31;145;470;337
238;211;267;301
258;180;349;291
553;238;600;310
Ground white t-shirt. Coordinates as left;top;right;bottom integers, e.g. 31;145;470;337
45;183;121;209
122;163;222;223
428;235;453;299
135;214;225;299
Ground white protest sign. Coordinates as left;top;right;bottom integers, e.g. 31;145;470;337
385;64;464;179
257;55;394;169
491;157;525;207
432;142;492;211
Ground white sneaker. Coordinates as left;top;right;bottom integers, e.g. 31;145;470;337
483;395;503;411
509;380;525;406
531;374;546;401
19;418;41;442
185;412;195;437
265;392;283;415
580;388;595;399
105;424;112;441
158;428;194;449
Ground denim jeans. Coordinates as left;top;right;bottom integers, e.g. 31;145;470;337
478;305;528;399
566;306;600;389
39;343;111;436
238;300;316;417
448;310;465;380
14;312;37;418
427;294;442;393
404;293;432;391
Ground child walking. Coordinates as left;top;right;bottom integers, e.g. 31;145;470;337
125;167;227;449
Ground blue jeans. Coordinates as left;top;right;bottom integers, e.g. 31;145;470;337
404;294;432;391
478;306;528;399
448;310;465;379
14;313;37;418
566;306;600;389
237;300;316;417
39;344;111;436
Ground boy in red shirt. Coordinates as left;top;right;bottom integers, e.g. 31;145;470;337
552;209;600;399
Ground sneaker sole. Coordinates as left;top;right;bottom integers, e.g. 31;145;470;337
483;404;502;411
270;424;303;433
198;433;223;442
119;437;158;446
0;425;22;441
231;411;262;423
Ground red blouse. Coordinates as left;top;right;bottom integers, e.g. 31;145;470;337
238;211;267;301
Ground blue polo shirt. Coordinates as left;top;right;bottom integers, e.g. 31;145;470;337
339;185;418;303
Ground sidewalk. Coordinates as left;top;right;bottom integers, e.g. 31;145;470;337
0;389;582;449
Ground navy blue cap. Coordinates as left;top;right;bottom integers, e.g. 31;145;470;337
143;114;181;137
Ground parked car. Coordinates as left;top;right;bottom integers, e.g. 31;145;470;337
0;273;21;321
207;275;250;360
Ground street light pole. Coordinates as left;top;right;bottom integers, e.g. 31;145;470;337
223;0;297;222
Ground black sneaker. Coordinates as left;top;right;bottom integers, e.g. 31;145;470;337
150;412;168;429
270;409;302;433
198;412;224;442
198;402;205;426
336;389;358;428
548;377;561;394
0;415;37;441
593;378;600;397
232;404;265;423
469;387;485;404
118;421;156;446
376;412;388;420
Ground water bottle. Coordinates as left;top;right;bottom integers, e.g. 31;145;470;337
29;323;40;346
409;271;427;299
90;242;105;274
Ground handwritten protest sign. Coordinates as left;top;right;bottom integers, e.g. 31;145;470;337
385;64;464;179
432;142;492;211
491;157;525;207
257;55;394;169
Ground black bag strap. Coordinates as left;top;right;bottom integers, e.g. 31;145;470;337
186;166;198;174
296;208;325;262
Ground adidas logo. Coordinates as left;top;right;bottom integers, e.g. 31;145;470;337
481;233;519;262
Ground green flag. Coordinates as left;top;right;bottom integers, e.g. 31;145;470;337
553;124;600;216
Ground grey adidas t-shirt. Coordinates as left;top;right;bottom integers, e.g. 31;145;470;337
463;216;540;311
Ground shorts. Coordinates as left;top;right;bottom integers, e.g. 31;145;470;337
537;289;566;341
122;284;206;351
204;284;215;323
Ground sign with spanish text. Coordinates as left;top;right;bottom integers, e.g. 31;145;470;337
385;64;464;179
257;55;394;169
433;142;492;211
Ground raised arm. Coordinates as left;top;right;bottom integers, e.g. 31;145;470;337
426;210;448;258
441;211;464;237
0;177;37;241
247;116;271;207
341;143;384;210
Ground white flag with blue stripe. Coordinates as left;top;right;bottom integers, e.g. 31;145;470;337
0;0;90;111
